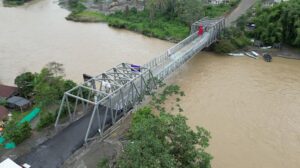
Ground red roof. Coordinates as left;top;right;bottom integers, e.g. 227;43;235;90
0;84;18;99
0;106;8;120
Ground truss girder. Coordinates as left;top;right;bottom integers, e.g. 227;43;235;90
55;63;156;142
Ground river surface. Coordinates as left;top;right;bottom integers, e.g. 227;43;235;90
1;0;300;168
0;0;173;85
168;52;300;168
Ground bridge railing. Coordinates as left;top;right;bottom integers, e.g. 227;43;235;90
155;35;207;80
144;32;198;70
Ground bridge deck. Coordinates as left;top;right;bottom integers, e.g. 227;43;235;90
152;32;209;77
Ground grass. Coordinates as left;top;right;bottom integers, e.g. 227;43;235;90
205;0;241;18
11;108;33;122
107;10;190;42
66;10;107;22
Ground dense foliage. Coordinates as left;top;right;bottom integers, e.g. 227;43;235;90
116;107;212;168
65;0;240;41
3;0;29;6
15;62;76;107
251;0;300;47
14;62;76;132
97;84;211;168
107;9;189;41
212;27;250;53
107;0;240;41
15;72;36;98
3;121;31;145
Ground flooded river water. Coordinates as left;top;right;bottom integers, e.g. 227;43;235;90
168;52;300;168
1;0;300;168
0;0;173;85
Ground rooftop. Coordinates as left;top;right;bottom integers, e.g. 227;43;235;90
0;84;18;99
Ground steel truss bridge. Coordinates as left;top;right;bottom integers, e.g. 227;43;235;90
16;17;225;168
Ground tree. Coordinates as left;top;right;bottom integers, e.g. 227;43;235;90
116;107;212;168
34;68;65;106
145;0;204;25
175;0;204;25
45;62;65;77
15;72;36;98
252;0;300;47
3;120;32;145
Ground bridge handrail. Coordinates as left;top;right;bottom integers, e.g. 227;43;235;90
155;34;208;80
144;32;198;70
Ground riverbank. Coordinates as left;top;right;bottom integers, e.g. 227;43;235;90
63;0;241;42
2;0;28;6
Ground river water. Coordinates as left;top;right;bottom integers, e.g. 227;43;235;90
1;1;300;168
0;0;173;85
168;52;300;168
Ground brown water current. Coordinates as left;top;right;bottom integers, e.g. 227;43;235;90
168;52;300;168
0;0;173;85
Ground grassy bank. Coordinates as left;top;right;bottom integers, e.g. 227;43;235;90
65;0;241;42
107;10;189;42
66;10;106;22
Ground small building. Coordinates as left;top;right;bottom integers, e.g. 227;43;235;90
263;0;288;7
0;84;18;100
0;106;8;121
7;96;31;112
208;0;230;5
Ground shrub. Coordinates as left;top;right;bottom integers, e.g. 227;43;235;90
116;107;212;168
37;112;55;130
3;121;32;145
213;39;236;53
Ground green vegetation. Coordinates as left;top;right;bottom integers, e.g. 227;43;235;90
65;0;106;22
116;107;212;167
251;0;300;47
66;10;106;22
98;83;212;168
107;9;189;41
3;0;29;6
106;0;240;41
213;0;300;53
212;27;251;53
2;62;77;145
3;121;31;145
13;62;76;134
64;0;241;41
36;112;55;130
15;72;35;98
204;0;240;18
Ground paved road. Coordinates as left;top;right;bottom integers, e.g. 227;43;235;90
16;106;123;168
225;0;256;26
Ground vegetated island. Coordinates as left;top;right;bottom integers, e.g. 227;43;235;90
61;0;241;42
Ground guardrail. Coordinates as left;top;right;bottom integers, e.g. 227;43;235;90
144;32;198;70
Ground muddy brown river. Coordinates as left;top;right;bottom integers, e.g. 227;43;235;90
1;0;300;168
168;52;300;168
0;0;173;85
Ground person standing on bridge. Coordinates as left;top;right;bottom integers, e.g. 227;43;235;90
198;24;204;36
